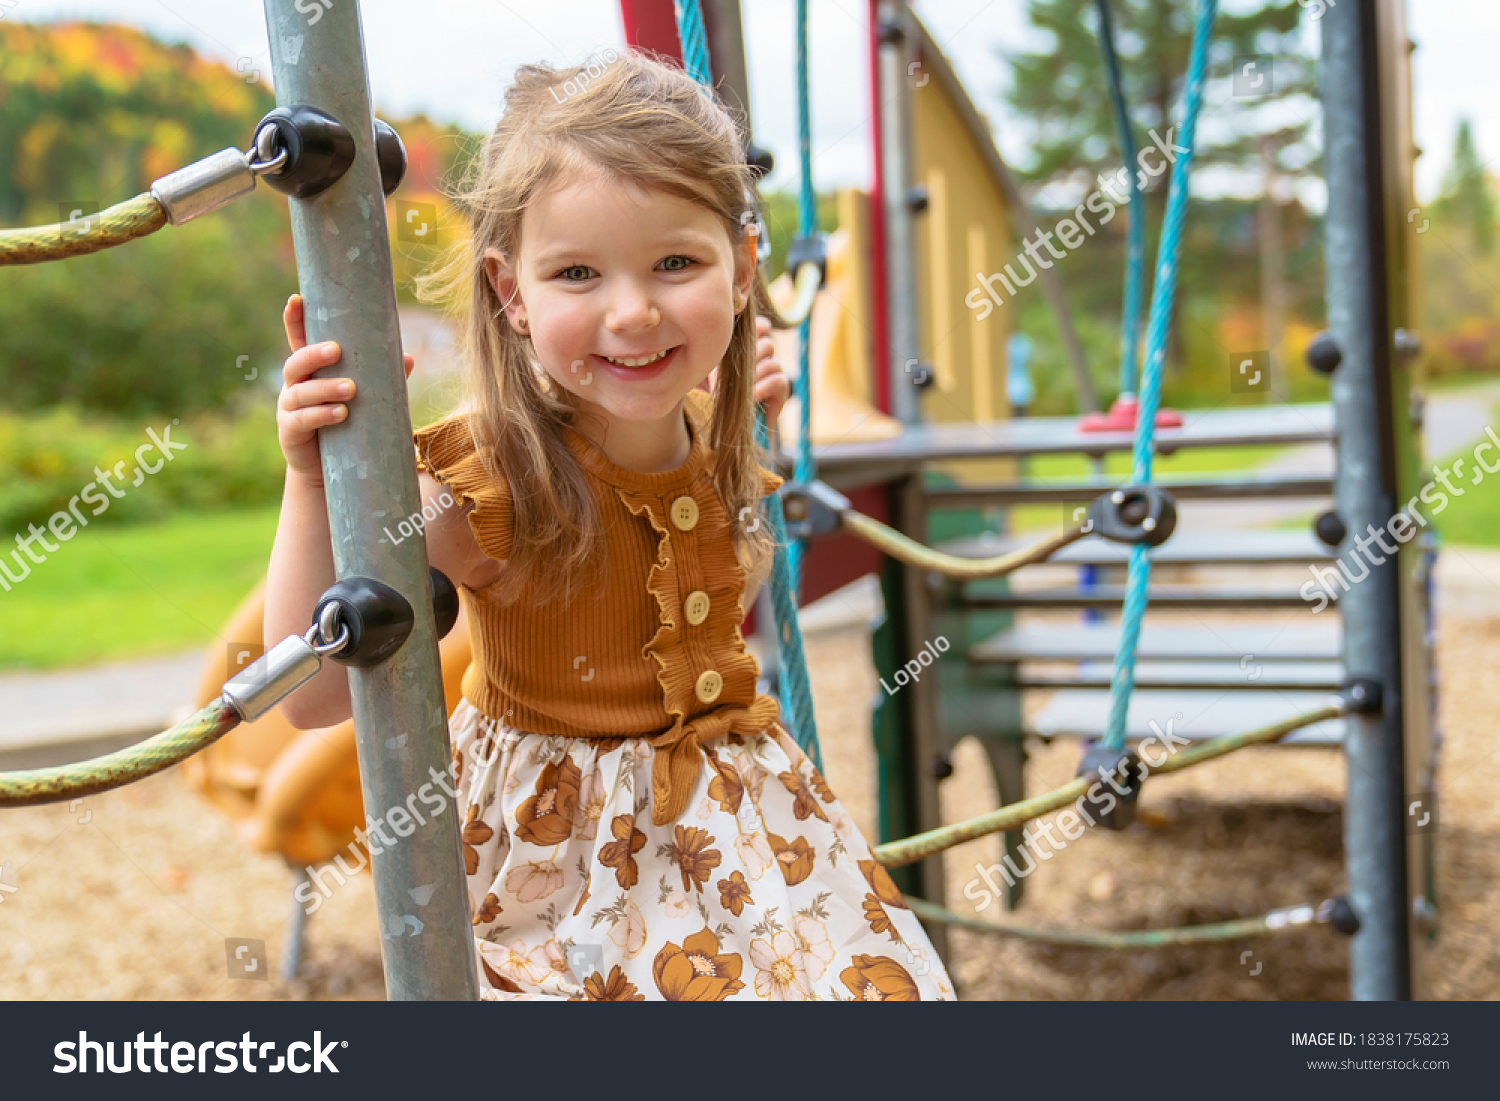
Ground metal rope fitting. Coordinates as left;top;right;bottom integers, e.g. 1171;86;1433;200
1339;677;1383;716
780;480;849;540
221;632;326;723
148;147;259;226
1087;484;1178;547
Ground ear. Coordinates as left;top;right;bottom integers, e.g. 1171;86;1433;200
483;247;526;328
733;224;758;315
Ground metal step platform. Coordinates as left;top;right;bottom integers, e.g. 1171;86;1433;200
1028;688;1347;746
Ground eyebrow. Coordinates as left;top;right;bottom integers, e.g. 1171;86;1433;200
532;229;721;268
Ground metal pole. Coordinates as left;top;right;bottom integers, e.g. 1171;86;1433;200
875;0;921;426
702;0;751;125
1319;0;1410;1001
262;0;479;1001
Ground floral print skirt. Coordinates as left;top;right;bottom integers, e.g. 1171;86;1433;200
449;698;955;1001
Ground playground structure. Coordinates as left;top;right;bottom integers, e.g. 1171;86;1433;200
0;0;1435;1002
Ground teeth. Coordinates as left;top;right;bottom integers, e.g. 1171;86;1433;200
603;350;668;367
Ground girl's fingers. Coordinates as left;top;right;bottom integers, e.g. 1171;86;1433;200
283;294;307;352
280;377;354;412
286;405;348;434
755;315;771;338
282;341;341;386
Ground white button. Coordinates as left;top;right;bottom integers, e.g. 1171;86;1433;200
695;670;723;703
684;591;710;626
670;496;699;531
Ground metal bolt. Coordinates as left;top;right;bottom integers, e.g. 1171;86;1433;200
1142;516;1156;532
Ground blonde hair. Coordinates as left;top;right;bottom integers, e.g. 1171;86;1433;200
415;50;778;606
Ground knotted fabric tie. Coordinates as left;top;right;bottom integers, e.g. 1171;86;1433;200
645;695;782;826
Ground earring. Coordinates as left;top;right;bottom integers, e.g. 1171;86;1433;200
516;314;528;334
733;290;746;313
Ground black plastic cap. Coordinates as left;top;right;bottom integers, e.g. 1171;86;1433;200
1330;896;1361;936
430;567;459;641
314;575;414;668
1306;331;1343;375
1314;509;1347;548
374;119;407;197
1342;677;1384;716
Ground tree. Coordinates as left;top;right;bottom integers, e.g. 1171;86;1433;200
998;0;1320;392
1433;118;1496;256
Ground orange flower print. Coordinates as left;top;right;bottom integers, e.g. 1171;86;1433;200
767;832;815;886
598;814;647;889
840;954;922;1001
750;929;813;1001
809;766;837;804
516;755;582;845
862;893;897;940
504;859;564;903
652;928;745;1001
793;914;834;980
670;825;722;894
472;891;503;926
584;965;645;1001
858;859;909;910
717;870;753;916
778;769;830;823
461;804;494;876
707;751;745;814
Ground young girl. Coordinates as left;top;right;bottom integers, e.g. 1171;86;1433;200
266;50;954;1001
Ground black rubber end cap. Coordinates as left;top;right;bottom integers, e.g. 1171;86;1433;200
1314;509;1347;548
1306;330;1343;375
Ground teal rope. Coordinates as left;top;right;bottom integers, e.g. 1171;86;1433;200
1093;0;1144;398
675;0;822;769
1103;0;1217;750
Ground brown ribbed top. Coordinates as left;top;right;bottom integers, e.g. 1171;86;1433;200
412;388;783;825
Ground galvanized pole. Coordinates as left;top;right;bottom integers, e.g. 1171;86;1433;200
876;0;922;427
262;0;479;1000
1319;0;1410;1001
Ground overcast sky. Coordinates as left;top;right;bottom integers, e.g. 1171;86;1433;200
9;0;1488;204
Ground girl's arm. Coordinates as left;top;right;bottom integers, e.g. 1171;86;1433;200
265;294;495;730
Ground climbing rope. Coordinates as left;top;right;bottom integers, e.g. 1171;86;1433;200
1103;0;1218;751
907;895;1341;949
674;0;823;767
873;699;1340;868
0;192;167;266
0;699;240;807
1093;0;1145;398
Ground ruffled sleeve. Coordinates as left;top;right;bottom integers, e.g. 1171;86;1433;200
760;465;784;497
413;413;514;562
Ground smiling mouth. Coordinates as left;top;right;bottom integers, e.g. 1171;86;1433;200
599;348;675;368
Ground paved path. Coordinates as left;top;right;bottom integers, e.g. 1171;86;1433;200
5;382;1499;769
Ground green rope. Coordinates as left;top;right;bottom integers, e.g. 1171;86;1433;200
0;698;241;807
0;192;167;266
874;702;1340;868
907;896;1327;949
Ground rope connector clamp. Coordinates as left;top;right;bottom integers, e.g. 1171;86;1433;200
786;233;828;289
1339;677;1383;716
780;480;849;541
1075;740;1145;831
1086;484;1178;547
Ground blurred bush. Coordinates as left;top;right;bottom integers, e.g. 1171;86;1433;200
0;403;286;532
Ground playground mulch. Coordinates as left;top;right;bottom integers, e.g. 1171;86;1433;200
1;608;1496;1000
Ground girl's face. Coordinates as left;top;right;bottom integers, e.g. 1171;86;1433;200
485;171;756;428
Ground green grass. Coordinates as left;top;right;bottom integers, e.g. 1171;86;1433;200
1427;414;1500;547
0;507;279;670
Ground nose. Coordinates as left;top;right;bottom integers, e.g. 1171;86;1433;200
604;276;660;334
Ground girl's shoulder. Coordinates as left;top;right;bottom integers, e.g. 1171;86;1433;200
413;412;515;562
